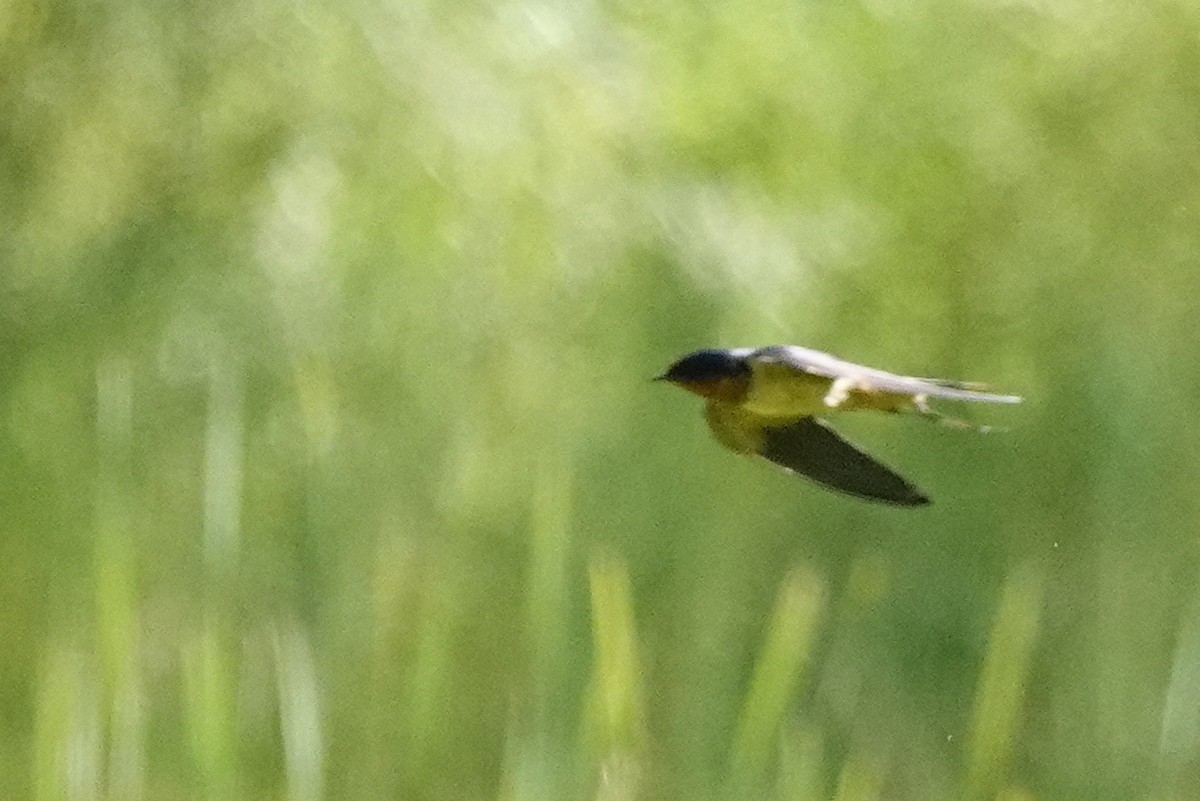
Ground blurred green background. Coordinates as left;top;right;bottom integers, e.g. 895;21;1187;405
4;0;1200;799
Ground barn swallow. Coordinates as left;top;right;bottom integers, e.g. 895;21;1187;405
656;346;1021;506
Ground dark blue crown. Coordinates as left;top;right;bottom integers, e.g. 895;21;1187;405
658;349;749;382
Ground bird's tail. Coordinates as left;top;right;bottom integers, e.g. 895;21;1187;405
916;378;1023;405
911;390;1017;432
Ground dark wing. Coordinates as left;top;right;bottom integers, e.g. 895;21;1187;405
755;346;1022;405
760;417;929;506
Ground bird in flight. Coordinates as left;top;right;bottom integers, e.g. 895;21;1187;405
655;346;1021;506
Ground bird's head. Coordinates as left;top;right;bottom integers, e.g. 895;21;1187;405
655;349;752;401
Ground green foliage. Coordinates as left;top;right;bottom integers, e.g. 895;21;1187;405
5;0;1200;798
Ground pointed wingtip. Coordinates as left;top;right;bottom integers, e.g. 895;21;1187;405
830;485;930;507
881;487;931;507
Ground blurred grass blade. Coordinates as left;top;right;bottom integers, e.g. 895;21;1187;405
585;553;645;801
1160;581;1200;763
273;621;324;801
728;565;825;794
499;452;577;801
203;354;244;573
965;565;1044;801
776;722;826;801
95;356;145;800
995;785;1036;801
183;617;238;801
402;573;455;776
528;451;575;729
95;356;137;690
830;753;883;801
35;643;100;801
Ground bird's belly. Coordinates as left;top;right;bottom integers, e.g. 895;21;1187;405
741;369;832;419
842;388;918;413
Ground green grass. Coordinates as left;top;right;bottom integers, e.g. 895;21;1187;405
7;0;1200;798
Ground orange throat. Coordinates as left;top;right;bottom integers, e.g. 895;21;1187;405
675;375;750;403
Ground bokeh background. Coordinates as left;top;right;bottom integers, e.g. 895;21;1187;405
5;1;1200;799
